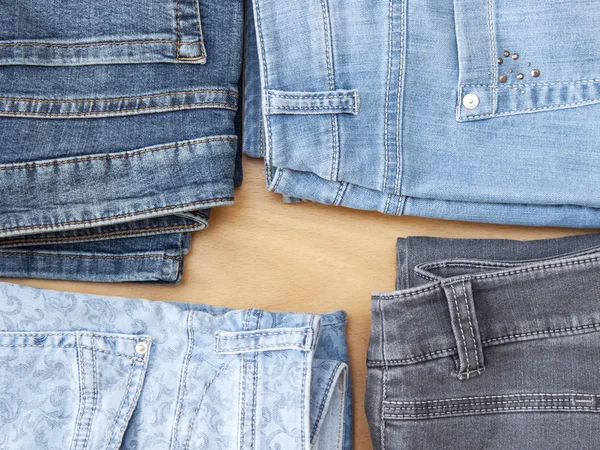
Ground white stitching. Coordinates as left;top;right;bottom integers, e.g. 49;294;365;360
462;279;481;371
487;0;497;114
384;406;600;418
382;0;393;193
103;358;136;449
450;284;470;378
217;330;307;340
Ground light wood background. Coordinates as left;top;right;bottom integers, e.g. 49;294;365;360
3;156;592;449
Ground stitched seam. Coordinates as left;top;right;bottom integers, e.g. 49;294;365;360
461;98;600;120
238;310;252;448
384;406;600;418
382;0;393;193
0;137;235;171
0;197;232;233
384;393;600;404
462;280;481;371
387;399;596;409
81;340;97;450
0;102;236;117
71;334;85;450
183;357;238;450
393;0;405;196
0;251;182;262
366;346;457;365
333;182;346;206
217;344;309;353
379;297;387;450
463;78;600;88
176;0;182;57
250;310;263;450
450;284;470;378
269;105;354;111
487;0;497;114
192;0;203;46
115;355;149;444
268;93;352;99
0;89;237;103
218;330;308;339
300;316;314;450
169;311;194;450
103;359;136;450
310;361;343;440
0;40;199;48
0;222;204;247
79;345;145;361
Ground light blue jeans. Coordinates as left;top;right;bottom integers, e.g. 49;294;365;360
0;282;352;449
244;0;600;227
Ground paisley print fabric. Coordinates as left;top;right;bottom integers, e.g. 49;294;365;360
0;282;352;450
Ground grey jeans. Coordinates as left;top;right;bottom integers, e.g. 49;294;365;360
366;234;600;449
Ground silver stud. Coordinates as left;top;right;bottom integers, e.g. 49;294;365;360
516;73;524;80
531;69;541;77
497;57;504;64
499;74;508;83
509;69;513;73
135;342;149;355
503;50;510;57
521;90;526;94
512;53;519;60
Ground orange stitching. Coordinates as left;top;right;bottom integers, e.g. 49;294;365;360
0;40;197;48
176;0;182;57
0;89;238;103
0;197;233;233
0;251;182;261
175;0;206;60
0;136;236;171
0;222;204;246
0;102;237;117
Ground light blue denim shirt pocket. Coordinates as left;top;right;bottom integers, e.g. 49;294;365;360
456;0;600;121
0;0;207;65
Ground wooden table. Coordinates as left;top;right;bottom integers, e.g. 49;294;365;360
5;156;591;449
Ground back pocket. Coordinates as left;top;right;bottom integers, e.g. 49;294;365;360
0;0;207;65
0;331;151;449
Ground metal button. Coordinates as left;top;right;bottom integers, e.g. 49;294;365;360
135;342;149;355
462;93;480;110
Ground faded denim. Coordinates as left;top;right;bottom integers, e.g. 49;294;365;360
0;0;244;282
244;0;600;227
366;234;600;449
0;281;352;450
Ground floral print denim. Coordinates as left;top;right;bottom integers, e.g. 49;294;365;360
0;282;352;450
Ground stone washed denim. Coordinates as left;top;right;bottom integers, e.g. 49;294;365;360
0;0;243;282
366;234;600;449
0;281;352;450
244;0;600;227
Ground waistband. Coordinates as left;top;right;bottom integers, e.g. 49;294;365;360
368;234;600;380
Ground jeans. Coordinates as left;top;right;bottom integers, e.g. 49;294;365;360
0;0;244;282
0;281;352;449
244;0;600;227
366;234;600;449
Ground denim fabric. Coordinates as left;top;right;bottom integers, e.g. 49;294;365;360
0;0;244;282
244;0;600;227
366;234;600;449
0;281;352;449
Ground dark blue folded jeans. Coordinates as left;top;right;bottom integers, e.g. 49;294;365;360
367;234;600;449
0;0;243;283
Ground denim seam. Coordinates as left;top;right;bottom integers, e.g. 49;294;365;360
0;222;205;247
378;297;387;450
1;197;233;234
382;0;393;193
462;280;481;373
219;330;306;339
463;78;600;88
300;316;315;449
333;182;349;206
487;0;497;114
0;137;236;171
81;340;98;450
0;102;236;117
0;331;147;340
169;310;194;450
336;368;346;450
460;98;600;120
0;89;238;103
383;406;600;418
450;284;470;377
115;356;150;447
268;93;353;99
310;361;343;441
384;393;600;404
387;399;595;409
176;0;205;61
237;309;252;448
270;167;284;192
183;356;238;450
102;358;136;449
71;333;85;450
250;310;263;449
0;251;182;262
393;0;406;196
0;40;193;48
267;105;354;111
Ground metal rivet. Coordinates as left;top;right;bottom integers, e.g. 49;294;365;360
497;57;504;64
531;69;541;77
509;69;513;73
503;50;510;57
462;93;480;110
521;90;526;94
512;53;519;60
499;74;508;83
135;342;149;355
516;73;524;80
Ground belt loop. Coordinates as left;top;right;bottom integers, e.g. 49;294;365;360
441;278;485;380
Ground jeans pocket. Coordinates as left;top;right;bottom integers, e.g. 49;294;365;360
0;0;207;65
455;0;600;121
0;331;151;449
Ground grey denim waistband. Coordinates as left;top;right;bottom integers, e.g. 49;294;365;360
368;234;600;377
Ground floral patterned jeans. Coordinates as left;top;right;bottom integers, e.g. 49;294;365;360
0;282;352;450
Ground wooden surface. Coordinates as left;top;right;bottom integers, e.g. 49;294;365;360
4;156;591;449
